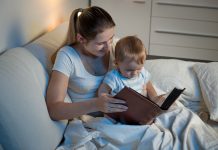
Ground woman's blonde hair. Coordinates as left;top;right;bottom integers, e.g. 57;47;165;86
51;6;115;63
115;36;146;65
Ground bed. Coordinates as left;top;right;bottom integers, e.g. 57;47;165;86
56;57;218;150
0;1;218;150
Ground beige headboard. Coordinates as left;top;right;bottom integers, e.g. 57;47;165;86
0;0;88;54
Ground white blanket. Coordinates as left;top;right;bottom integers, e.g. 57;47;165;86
57;105;218;150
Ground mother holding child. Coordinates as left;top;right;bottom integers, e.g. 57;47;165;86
46;6;161;121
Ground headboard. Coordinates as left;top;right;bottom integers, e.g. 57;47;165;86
147;55;214;63
0;0;88;54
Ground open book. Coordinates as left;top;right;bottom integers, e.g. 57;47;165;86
107;86;185;125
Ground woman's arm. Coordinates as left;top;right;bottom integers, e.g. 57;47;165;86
46;71;97;120
46;71;127;120
98;83;112;96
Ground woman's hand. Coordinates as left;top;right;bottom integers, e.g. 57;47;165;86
96;93;128;113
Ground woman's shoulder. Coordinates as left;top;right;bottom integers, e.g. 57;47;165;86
59;45;76;54
54;45;82;68
57;45;80;59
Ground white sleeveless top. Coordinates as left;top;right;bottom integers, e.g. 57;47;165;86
52;46;115;102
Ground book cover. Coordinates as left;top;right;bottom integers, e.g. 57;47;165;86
106;86;185;125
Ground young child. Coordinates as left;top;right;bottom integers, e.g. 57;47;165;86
98;36;163;103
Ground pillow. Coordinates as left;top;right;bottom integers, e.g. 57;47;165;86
193;62;218;121
144;59;203;112
0;47;68;150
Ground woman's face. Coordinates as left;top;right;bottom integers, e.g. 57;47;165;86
84;27;115;57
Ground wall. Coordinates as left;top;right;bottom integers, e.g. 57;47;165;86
0;0;88;54
91;0;218;61
91;0;151;51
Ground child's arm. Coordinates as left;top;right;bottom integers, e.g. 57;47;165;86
146;81;157;100
98;83;112;96
146;81;165;105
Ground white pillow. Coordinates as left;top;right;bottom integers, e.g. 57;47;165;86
144;59;204;113
0;47;68;150
193;62;218;121
144;59;202;101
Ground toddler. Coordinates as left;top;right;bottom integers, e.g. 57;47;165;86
98;36;163;103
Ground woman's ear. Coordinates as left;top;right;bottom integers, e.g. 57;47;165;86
76;33;86;44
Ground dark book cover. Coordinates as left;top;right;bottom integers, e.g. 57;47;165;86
106;86;185;125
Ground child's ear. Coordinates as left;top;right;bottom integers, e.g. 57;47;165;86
76;33;86;43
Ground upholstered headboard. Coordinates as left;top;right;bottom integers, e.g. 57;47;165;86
147;55;214;63
0;0;88;54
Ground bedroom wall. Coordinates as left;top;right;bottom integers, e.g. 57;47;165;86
91;0;218;61
0;0;88;54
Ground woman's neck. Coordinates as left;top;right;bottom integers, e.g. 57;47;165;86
73;43;97;58
72;44;110;76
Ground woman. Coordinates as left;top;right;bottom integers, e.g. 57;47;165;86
46;6;128;120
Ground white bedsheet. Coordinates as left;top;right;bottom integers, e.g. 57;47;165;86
57;103;218;150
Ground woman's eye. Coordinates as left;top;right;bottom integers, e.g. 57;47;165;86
97;38;113;46
96;43;104;46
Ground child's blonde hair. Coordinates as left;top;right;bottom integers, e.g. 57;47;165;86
115;36;146;65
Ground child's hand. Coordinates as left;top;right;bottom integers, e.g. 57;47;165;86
96;93;128;113
152;94;166;106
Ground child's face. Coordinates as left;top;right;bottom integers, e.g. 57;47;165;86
117;58;144;79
